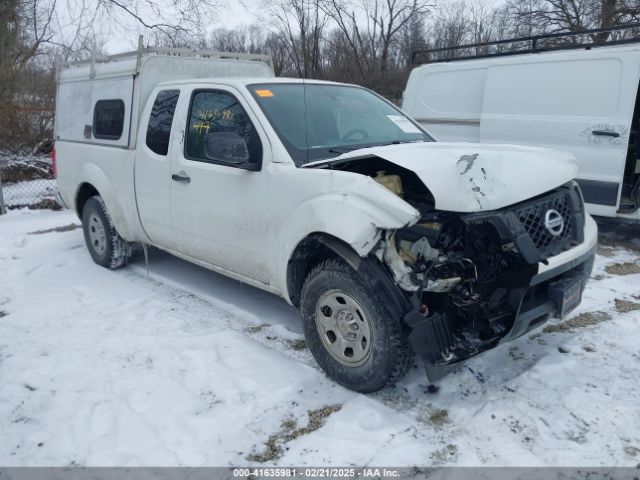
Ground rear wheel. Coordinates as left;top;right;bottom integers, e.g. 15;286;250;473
81;195;131;269
300;259;414;393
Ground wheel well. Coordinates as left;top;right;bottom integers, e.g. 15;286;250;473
286;233;363;307
76;183;99;217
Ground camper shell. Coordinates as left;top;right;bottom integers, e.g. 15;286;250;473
403;26;640;221
54;41;274;149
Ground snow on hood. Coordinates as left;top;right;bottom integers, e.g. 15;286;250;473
307;142;578;213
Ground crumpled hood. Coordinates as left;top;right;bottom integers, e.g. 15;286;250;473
307;142;578;212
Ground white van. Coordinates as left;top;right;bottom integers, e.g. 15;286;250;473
403;40;640;220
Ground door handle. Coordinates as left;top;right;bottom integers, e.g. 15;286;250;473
592;130;620;138
171;172;191;183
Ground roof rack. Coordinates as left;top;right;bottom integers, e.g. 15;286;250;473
411;22;640;64
58;35;272;74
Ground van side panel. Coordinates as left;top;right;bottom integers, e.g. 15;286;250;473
480;56;636;216
403;46;640;219
403;67;486;141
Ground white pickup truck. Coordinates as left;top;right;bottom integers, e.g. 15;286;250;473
54;46;597;392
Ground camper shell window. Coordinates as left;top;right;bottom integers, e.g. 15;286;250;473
93;99;125;140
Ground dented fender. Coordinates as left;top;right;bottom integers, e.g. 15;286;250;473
276;173;420;300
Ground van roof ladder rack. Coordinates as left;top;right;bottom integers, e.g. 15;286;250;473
411;22;640;64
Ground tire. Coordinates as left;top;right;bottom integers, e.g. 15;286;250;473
81;195;131;269
300;259;414;393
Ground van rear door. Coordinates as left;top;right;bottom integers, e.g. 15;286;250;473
480;55;637;217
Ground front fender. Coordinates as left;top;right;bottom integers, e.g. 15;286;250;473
276;177;420;299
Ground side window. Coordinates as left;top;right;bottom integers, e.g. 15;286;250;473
185;90;262;167
93;99;125;140
146;90;180;155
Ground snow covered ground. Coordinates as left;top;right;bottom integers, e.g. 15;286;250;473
1;208;639;467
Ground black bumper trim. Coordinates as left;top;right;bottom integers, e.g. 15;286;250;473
576;179;619;207
501;245;595;343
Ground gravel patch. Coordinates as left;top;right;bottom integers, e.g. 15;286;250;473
605;262;640;276
614;298;640;313
247;404;342;462
543;311;611;333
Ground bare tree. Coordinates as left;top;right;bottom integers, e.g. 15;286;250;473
208;24;267;53
1;0;223;153
259;0;327;78
505;0;640;43
398;12;428;66
322;0;431;74
1;0;56;152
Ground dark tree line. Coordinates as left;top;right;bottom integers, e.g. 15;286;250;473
3;0;640;153
1;0;219;153
203;0;640;99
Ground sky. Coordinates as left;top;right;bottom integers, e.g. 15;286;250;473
101;0;262;54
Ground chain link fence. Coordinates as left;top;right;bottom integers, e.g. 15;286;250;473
0;153;59;214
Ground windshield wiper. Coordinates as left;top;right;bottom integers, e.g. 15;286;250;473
377;139;426;147
328;146;361;154
326;139;424;156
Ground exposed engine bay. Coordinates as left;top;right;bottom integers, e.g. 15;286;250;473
326;155;589;379
378;212;539;366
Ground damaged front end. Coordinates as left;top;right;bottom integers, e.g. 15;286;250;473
374;182;594;381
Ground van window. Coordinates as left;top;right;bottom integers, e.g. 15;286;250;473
185;90;262;166
485;59;621;116
146;90;180;155
93;99;125;140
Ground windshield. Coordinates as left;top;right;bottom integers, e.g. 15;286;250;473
248;83;433;165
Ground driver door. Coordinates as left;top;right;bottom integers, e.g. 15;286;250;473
169;86;270;284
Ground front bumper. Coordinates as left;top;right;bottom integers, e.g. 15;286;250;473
406;214;597;381
502;214;597;342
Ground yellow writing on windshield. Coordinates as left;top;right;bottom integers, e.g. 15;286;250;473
197;109;234;121
193;122;211;134
192;109;234;135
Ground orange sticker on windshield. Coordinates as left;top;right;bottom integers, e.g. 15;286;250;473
255;89;274;97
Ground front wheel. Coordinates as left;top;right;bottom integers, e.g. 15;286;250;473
81;195;131;269
300;259;414;393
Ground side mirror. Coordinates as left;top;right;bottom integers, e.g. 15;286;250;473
203;131;251;165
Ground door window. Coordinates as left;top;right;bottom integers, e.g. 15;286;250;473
146;90;180;155
185;90;262;167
